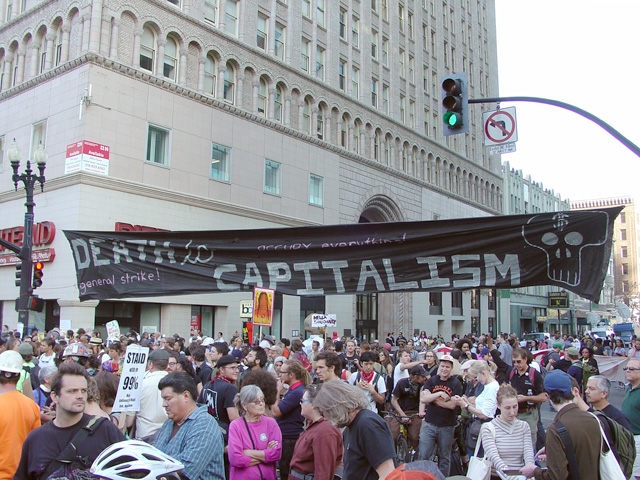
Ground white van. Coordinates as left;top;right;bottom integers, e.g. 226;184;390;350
589;327;613;339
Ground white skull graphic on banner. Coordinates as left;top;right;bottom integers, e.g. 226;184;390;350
522;211;609;287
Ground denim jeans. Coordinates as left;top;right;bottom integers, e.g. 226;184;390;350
418;422;456;477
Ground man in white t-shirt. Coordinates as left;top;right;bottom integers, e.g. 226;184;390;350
394;348;428;388
348;351;386;411
37;338;56;369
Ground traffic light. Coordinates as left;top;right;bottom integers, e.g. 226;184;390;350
28;295;45;312
32;261;44;289
441;73;469;136
15;262;23;287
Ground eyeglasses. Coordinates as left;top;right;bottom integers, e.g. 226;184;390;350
250;398;266;405
623;367;640;371
300;399;313;404
224;365;240;370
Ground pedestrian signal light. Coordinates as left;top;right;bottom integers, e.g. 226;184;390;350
32;262;44;289
15;262;23;287
441;73;469;136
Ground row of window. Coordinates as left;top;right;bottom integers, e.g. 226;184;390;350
146;125;324;206
0;119;46;169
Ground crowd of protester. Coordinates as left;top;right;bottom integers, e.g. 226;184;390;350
0;324;639;480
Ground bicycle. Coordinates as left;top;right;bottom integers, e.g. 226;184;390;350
382;411;421;464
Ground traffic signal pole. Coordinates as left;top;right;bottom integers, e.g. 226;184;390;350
469;96;640;159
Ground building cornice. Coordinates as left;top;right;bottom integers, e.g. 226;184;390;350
0;171;320;228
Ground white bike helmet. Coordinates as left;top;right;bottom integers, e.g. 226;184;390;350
90;440;184;480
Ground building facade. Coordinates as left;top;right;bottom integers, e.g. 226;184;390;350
502;161;582;336
572;197;638;322
0;0;503;340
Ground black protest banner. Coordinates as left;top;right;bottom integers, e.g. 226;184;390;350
64;207;620;302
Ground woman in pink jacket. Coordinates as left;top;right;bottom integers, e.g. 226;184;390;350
228;385;282;480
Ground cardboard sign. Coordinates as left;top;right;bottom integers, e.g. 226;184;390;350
112;345;149;412
252;287;274;327
311;314;337;328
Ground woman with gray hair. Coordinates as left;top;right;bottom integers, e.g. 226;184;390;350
313;380;396;479
228;385;282;480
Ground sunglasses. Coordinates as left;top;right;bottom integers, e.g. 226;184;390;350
623;367;640;371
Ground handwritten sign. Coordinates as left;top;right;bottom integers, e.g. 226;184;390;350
112;345;149;412
106;320;120;340
311;314;337;328
252;287;274;327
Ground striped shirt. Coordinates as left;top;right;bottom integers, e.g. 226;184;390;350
155;405;225;480
481;416;534;476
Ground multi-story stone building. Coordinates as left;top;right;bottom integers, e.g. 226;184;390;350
0;0;503;340
572;197;638;321
501;161;582;335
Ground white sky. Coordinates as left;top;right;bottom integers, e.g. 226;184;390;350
494;1;639;203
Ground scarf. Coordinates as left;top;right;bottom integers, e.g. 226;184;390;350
361;370;375;383
214;372;234;384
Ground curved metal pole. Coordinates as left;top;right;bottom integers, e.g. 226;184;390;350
469;96;640;158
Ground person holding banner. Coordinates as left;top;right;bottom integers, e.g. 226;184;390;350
155;372;225;480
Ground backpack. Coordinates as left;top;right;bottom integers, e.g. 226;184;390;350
355;371;384;415
592;410;637;479
508;365;536;387
297;351;312;372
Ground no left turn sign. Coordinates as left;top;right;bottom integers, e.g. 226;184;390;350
483;107;518;146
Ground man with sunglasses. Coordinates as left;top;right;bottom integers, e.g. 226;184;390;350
622;358;640;479
274;359;310;480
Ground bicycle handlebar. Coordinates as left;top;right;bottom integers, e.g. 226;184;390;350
381;411;422;420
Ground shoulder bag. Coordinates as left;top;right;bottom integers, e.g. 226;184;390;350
588;412;626;480
467;422;491;480
242;418;266;480
40;416;107;479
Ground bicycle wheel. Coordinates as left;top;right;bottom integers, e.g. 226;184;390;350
396;435;409;464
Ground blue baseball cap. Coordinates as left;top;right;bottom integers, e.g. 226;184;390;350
544;370;572;395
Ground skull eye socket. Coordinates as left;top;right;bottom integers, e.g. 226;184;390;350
541;232;558;245
565;232;583;246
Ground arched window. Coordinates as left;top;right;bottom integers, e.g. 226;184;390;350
341;115;348;148
223;62;235;103
317;106;324;139
140;26;155;72
352;123;360;154
257;78;267;116
204;55;216;95
54;27;63;66
274;85;283;123
163;37;178;81
374;131;381;161
302;98;311;134
402;144;408;171
384;136;390;164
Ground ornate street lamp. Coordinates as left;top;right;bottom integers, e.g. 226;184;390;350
7;139;47;331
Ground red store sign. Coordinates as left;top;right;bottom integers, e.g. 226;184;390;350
0;221;56;266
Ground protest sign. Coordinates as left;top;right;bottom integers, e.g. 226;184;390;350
106;320;120;339
311;314;337;328
112;345;149;412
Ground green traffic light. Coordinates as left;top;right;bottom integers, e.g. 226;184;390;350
444;111;462;128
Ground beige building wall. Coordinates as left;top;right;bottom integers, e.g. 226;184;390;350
0;0;504;340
